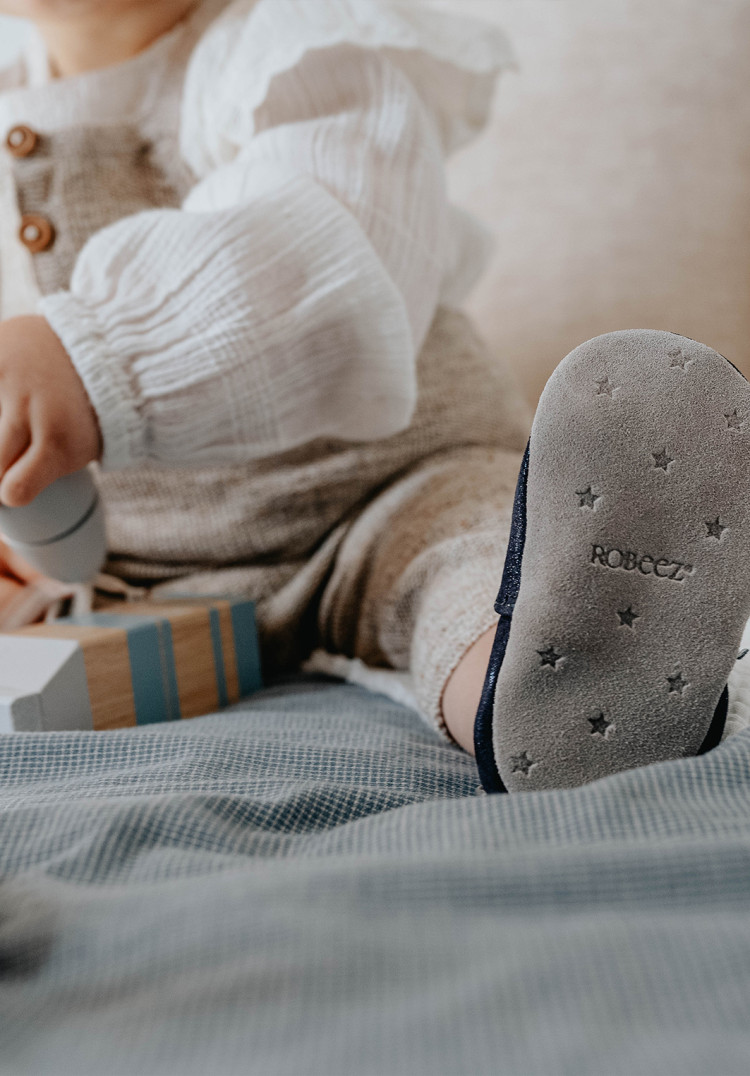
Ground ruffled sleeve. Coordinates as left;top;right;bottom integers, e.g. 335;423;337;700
181;0;516;172
39;0;514;470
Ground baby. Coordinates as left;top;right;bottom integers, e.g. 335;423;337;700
1;0;748;793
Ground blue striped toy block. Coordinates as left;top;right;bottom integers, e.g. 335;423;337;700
2;598;261;731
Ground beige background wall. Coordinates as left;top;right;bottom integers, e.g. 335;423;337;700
443;0;750;404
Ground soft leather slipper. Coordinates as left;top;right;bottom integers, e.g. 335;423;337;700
475;329;750;793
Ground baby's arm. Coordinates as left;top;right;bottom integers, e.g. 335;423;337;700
30;30;452;479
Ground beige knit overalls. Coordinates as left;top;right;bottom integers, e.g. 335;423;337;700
5;105;528;740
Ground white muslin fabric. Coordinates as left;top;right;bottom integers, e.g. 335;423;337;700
0;0;515;471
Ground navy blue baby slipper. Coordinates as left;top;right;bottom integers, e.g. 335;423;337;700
474;329;750;793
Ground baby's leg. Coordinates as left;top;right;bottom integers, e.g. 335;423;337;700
317;444;522;746
441;625;496;754
321;328;750;796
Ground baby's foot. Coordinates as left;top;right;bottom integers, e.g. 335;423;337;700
475;329;750;792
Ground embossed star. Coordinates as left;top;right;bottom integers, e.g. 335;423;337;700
617;606;640;629
537;646;563;668
595;377;618;397
652;449;675;472
667;671;689;695
588;713;613;737
509;751;535;776
705;517;727;540
668;347;692;370
576;486;601;509
725;410;744;431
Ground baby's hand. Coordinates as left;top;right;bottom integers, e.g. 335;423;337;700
0;315;101;507
0;535;72;630
0;535;43;621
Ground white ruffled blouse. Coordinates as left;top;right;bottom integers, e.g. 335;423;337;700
0;0;515;470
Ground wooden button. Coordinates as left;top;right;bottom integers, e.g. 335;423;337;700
19;214;55;253
6;125;39;158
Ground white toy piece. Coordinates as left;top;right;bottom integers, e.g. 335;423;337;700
0;467;106;584
0;636;93;733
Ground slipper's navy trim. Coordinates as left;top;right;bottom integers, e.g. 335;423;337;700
474;441;530;793
697;685;728;755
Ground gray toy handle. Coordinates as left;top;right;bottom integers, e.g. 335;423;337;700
0;467;106;584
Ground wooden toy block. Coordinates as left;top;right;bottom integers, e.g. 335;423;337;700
0;598;261;733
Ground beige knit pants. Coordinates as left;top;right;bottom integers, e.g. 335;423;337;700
316;444;522;741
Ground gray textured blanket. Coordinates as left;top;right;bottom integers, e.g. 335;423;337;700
1;677;750;1075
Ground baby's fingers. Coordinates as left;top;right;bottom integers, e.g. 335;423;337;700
0;410;31;492
0;536;45;585
0;572;26;612
0;438;62;507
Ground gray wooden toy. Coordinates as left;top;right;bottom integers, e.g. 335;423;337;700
0;467;106;584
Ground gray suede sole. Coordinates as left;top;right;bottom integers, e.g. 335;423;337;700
494;329;750;792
